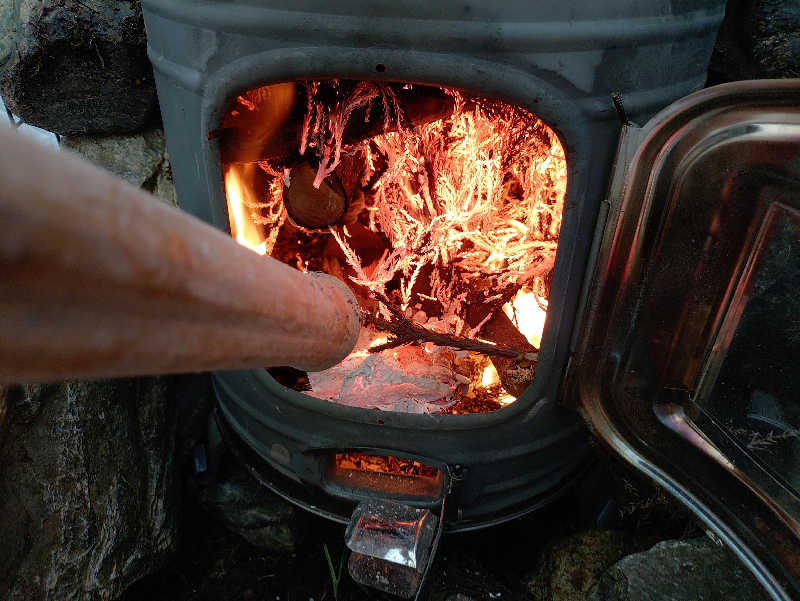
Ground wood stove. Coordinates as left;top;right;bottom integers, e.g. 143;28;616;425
140;0;727;591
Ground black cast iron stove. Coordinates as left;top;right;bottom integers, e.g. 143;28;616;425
141;0;726;594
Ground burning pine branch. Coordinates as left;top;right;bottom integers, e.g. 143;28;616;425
221;80;566;411
360;293;538;360
295;82;565;328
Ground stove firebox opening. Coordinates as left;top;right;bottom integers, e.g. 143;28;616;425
329;452;444;500
220;80;566;415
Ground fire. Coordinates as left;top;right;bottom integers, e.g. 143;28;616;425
343;93;565;312
481;363;500;387
224;165;268;255
479;363;519;408
368;336;390;349
221;81;566;414
503;290;548;349
498;394;516;407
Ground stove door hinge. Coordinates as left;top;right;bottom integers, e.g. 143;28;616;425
564;123;646;407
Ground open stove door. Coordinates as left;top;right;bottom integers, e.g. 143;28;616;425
567;79;800;601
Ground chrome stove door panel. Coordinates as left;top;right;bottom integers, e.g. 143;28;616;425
570;79;800;601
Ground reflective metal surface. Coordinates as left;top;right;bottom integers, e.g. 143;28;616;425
345;500;441;598
572;80;800;601
345;500;437;570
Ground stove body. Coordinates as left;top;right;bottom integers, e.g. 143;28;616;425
142;0;725;529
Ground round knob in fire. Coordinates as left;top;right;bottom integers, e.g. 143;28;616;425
283;162;348;230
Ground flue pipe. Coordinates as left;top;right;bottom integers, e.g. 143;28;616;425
0;126;360;382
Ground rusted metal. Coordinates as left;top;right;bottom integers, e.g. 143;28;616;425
0;126;361;382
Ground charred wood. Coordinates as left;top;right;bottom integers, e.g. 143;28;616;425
283;162;348;230
463;286;539;397
362;296;535;360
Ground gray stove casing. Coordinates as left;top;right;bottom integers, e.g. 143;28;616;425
141;0;725;529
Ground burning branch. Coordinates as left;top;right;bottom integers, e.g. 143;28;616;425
308;81;382;188
361;295;537;360
220;81;454;164
222;80;567;411
327;88;562;324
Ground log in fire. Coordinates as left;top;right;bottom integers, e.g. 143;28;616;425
220;81;566;414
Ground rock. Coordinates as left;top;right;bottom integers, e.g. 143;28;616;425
0;384;9;434
588;537;770;601
442;594;478;601
62;128;178;206
708;0;800;83
0;0;157;135
525;529;639;601
151;147;178;207
0;379;180;601
196;458;304;553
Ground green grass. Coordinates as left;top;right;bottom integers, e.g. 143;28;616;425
323;543;347;601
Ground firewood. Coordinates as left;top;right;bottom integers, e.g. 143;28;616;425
362;295;534;360
283;162;348;229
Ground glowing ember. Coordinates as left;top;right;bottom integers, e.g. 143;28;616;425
335;452;440;479
331;452;444;498
221;81;566;413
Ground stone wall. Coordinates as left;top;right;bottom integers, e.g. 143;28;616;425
709;0;800;83
61;128;177;206
0;0;157;135
0;381;179;601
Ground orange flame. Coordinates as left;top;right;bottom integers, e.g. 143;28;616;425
498;394;516;407
481;363;501;387
369;336;390;349
503;290;548;349
225;164;268;255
